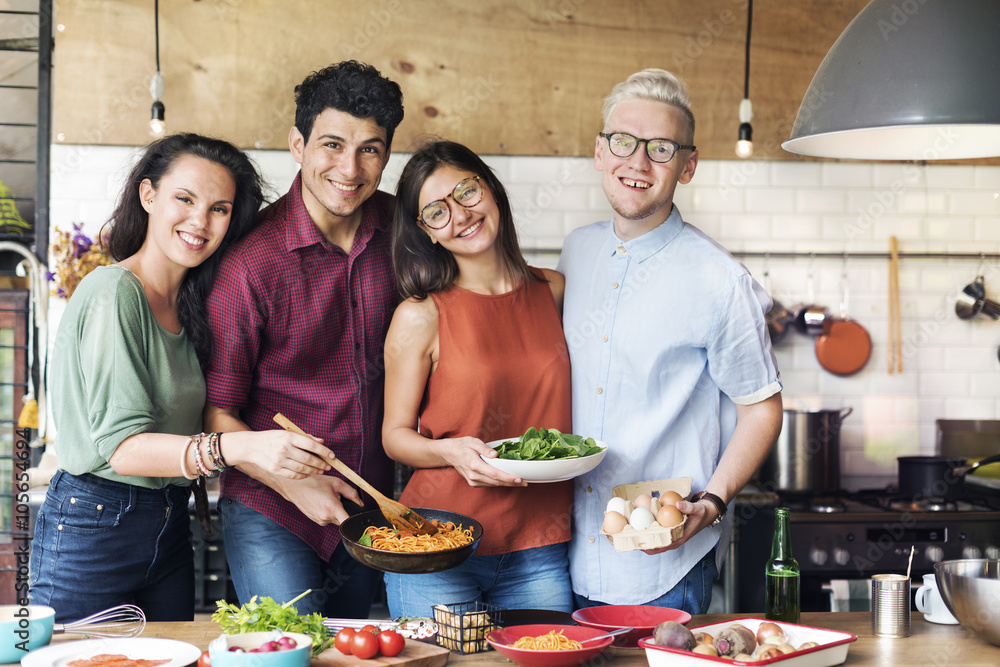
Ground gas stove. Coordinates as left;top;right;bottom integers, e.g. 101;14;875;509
731;485;1000;612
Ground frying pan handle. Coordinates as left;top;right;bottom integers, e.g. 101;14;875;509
839;407;854;420
980;298;1000;320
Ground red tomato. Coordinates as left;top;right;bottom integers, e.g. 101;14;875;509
378;629;405;657
335;628;357;654
197;650;212;667
360;624;379;635
351;629;380;659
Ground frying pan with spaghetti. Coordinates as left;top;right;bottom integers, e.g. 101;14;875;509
340;508;484;574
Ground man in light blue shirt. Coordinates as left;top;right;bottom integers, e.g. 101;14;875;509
559;69;783;612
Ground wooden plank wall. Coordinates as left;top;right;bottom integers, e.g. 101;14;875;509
53;0;876;160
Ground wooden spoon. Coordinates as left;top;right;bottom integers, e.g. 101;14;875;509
273;413;438;536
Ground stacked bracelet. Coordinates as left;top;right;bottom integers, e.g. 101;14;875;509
207;432;231;473
179;435;198;480
192;433;217;478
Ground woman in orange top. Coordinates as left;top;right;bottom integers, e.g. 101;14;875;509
382;141;573;617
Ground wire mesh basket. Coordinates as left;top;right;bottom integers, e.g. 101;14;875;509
433;601;505;654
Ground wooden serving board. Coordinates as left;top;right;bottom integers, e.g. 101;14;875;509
312;639;450;667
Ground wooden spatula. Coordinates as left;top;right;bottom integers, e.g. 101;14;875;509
273;413;438;536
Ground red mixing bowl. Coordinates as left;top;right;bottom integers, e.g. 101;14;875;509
571;605;692;648
486;624;614;667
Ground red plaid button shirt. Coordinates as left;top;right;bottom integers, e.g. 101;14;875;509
206;173;397;560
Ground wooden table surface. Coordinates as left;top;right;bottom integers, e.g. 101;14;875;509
28;612;1000;666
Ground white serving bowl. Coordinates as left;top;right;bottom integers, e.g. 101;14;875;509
481;438;607;483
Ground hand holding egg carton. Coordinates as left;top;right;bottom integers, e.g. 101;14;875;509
599;477;692;552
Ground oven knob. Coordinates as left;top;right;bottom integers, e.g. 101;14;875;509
833;548;850;566
962;546;982;560
987;546;1000;560
925;546;944;563
810;548;828;566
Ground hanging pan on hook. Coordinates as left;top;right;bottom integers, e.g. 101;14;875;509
815;267;872;375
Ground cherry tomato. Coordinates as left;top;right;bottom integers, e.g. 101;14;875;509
197;650;212;667
335;628;357;654
378;629;405;657
360;624;379;635
351;629;380;659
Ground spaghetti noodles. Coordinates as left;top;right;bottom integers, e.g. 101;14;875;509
510;630;583;651
362;520;474;552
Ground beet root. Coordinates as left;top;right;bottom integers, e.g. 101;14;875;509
653;621;696;650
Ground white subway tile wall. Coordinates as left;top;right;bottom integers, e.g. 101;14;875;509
49;145;1000;490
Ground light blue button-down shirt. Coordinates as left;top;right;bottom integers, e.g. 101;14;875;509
558;207;781;604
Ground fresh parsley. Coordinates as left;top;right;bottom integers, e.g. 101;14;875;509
211;590;332;656
494;427;604;460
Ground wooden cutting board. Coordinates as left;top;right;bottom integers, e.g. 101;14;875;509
311;639;450;667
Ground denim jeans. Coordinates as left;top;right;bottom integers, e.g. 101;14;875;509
384;541;573;618
219;498;381;618
573;547;717;614
29;470;194;623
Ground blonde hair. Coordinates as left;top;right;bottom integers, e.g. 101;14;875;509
601;68;695;143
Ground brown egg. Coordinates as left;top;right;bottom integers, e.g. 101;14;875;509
602;511;628;534
660;490;683;506
656;505;684;528
633;494;652;510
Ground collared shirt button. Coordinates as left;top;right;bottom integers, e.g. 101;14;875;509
588;535;595;543
596;387;603;394
602;335;608;342
612;282;619;289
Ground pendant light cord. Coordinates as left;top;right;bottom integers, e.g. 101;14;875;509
743;0;752;99
154;0;160;74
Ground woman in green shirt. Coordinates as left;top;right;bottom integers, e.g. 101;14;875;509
30;134;336;622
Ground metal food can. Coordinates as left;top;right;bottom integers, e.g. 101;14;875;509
871;573;911;638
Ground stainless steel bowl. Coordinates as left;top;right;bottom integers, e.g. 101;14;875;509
934;559;1000;646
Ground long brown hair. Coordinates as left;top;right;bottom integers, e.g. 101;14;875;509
101;133;265;368
391;140;538;300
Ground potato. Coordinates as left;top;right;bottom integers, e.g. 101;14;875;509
693;632;715;646
692;644;718;656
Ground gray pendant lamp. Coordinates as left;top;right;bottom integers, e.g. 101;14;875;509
783;0;1000;160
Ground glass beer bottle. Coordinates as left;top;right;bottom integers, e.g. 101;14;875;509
764;507;800;622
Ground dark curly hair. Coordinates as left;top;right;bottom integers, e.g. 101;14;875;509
294;60;404;147
391;140;539;300
101;133;265;369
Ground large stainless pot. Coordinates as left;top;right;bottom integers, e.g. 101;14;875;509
759;408;853;493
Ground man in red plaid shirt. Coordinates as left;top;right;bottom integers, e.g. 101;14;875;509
205;61;404;618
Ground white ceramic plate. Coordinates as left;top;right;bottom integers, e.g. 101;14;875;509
481;438;607;483
22;637;202;667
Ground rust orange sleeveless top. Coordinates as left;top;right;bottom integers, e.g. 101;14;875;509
399;270;573;556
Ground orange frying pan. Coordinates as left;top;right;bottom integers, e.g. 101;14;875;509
815;271;872;376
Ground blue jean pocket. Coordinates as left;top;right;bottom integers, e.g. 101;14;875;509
53;489;123;534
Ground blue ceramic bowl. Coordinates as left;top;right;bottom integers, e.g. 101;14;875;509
0;605;55;662
209;631;313;667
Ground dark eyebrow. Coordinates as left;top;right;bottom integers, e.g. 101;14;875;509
317;133;386;148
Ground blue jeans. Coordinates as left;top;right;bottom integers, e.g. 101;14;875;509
219;498;381;618
384;542;573;618
574;548;718;614
29;470;194;623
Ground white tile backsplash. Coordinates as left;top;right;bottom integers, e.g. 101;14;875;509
46;145;1000;490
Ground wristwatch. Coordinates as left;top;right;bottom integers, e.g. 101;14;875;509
691;491;727;527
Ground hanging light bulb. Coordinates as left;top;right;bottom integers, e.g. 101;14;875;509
736;99;753;158
149;72;165;138
148;0;165;138
735;0;753;158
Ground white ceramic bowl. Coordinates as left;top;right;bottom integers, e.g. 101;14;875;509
481;438;607;483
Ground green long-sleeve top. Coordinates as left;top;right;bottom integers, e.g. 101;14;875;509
50;265;203;489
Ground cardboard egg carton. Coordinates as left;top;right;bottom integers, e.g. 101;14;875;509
599;477;692;552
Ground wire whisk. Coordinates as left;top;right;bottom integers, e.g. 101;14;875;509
54;604;146;639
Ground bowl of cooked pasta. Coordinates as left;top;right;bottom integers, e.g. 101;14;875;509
486;624;615;667
339;507;484;574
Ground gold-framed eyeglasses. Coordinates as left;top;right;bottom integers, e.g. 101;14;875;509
418;176;484;229
599;132;696;163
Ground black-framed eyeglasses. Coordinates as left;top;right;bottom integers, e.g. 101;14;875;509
599;132;696;163
418;176;484;229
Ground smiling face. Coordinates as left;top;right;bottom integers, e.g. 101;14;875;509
139;154;235;272
596;98;698;240
417;164;500;258
290;107;390;231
